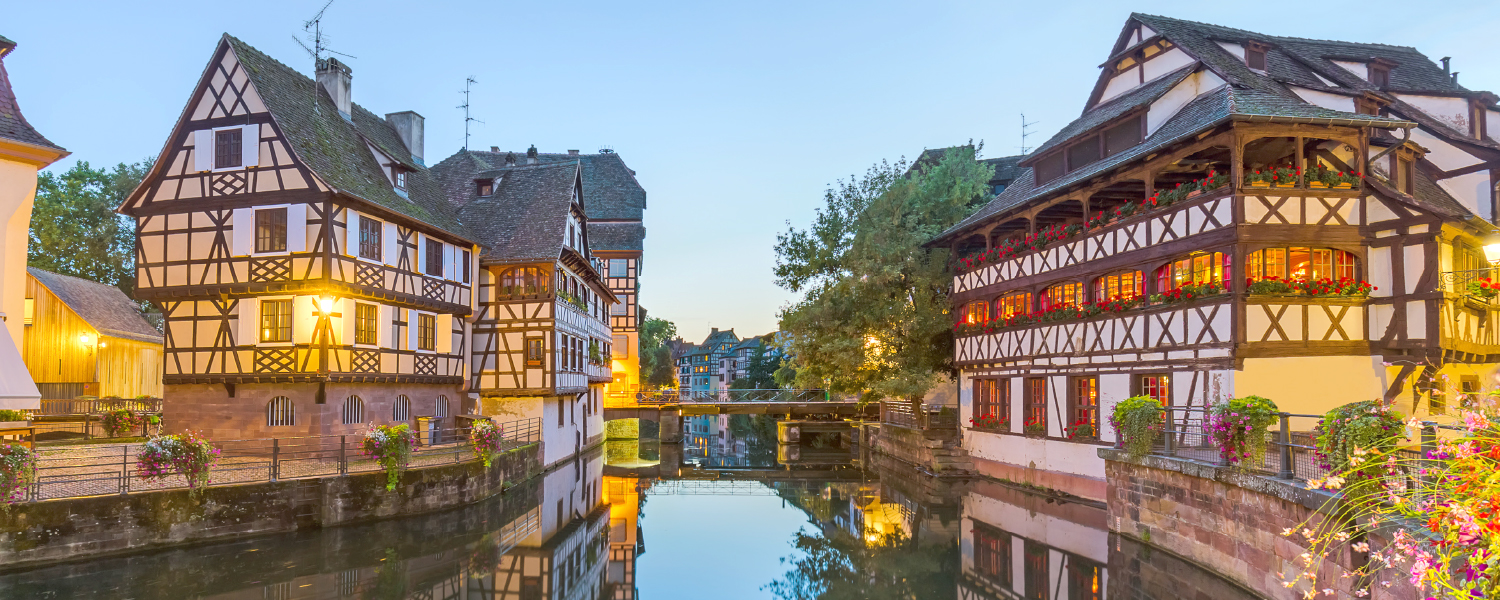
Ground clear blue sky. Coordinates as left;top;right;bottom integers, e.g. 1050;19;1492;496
8;1;1499;343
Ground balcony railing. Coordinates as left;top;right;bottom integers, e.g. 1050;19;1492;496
1439;267;1500;298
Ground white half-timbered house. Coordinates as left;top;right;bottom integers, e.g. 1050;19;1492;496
436;156;616;468
931;14;1500;499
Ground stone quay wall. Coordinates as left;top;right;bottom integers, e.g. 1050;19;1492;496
1100;449;1420;600
0;443;542;570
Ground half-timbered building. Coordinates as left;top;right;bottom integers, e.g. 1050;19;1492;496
931;14;1500;499
118;36;481;439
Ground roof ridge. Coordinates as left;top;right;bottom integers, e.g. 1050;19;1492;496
1133;13;1422;53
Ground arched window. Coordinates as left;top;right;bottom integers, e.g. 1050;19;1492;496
267;396;294;427
435;395;450;419
1040;282;1083;310
342;395;365;425
1093;270;1144;301
498;267;549;298
393;395;411;422
1156;252;1230;291
1245;247;1356;281
962;300;990;324
996;292;1032;319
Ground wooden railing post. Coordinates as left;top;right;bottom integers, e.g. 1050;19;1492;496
1278;413;1294;479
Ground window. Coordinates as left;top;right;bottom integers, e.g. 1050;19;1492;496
23;298;33;326
1370;63;1390;89
1471;101;1488;140
612;334;628;358
1103;116;1143;157
461;250;471;284
997;292;1032;319
260;299;293;343
436;395;449;419
1067;139;1101;172
1068;377;1099;439
526;337;544;365
1245;248;1356;281
215;128;243;169
355;303;378;345
342;395;365;425
476;179;493;196
393;395;410;422
358;216;381;260
1462;376;1480;409
425;239;444;277
1041;282;1083;310
1245;41;1269;71
1138;374;1170;406
609;259;628;277
1025;378;1047;433
1034;153;1066;185
255;208;288;253
973;378;1007;428
1155;252;1229;291
1024;540;1049;600
1093;270;1144;301
267;396;294;427
1395;154;1415;195
1067;558;1104;600
974;524;1013;587
963;300;990;324
1455;241;1487;273
393;170;407;190
417;314;435;351
499;267;548;298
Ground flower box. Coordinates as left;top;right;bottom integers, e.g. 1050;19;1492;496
1273;182;1297;188
1248;181;1270;188
0;421;28;429
1308;181;1328;189
1332;182;1355;189
1187;189;1201;198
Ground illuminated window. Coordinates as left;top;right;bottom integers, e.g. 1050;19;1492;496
974;524;1013;587
476;179;493;196
997;292;1032;318
964;300;991;324
499;267;549;298
1025;378;1047;432
354;303;378;345
1069;377;1099;436
1155;252;1229;290
973;378;1007;427
1092;270;1144;301
1042;282;1083;310
1138;374;1170;406
259;299;292;343
1245;248;1357;281
1024;540;1049;600
1067;557;1104;600
526;337;544;365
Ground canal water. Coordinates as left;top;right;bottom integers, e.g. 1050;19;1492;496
0;416;1261;599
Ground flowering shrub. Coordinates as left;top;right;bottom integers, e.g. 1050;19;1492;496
1063;419;1097;440
0;410;28;422
1469;277;1500;299
470;419;504;468
1246;277;1375;297
1270;166;1299;186
0;444;37;508
1150;281;1227;304
1022;419;1047;437
1206;395;1279;465
1245;169;1271;185
103;409;145;438
136;432;219;493
1111;395;1165;458
363;424;417;491
969;411;1007;430
1313;400;1403;497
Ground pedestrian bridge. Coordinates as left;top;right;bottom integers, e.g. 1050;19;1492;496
603;389;871;419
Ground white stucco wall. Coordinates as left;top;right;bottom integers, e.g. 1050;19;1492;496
965;430;1107;481
1142;47;1194;82
1235;356;1387;415
1397;93;1471;133
1290;86;1356;113
1147;70;1226;136
0;159;38;352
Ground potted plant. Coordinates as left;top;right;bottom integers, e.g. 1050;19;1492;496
1206;395;1279;466
1022;418;1047;438
363;423;418;491
469;419;505;468
1313;400;1404;499
0;443;37;509
137;431;220;495
1270;166;1299;188
1245;170;1271;188
1471;278;1500;299
103;409;145;438
1110;395;1165;458
0;410;30;429
1063;419;1098;441
1331;170;1360;189
969;412;1008;431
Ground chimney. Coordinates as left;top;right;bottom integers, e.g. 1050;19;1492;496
316;58;353;121
505;152;516;166
1441;57;1451;76
384;111;425;165
1453;72;1461;85
490;146;499;152
526;144;538;165
568;149;580;156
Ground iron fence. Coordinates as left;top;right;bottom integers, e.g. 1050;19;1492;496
631;389;830;404
19;418;541;503
879;401;958;431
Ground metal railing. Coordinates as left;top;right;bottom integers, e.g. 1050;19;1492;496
1439;266;1500;296
18;418;541;503
629;389;830;405
33;398;163;416
879;402;958;431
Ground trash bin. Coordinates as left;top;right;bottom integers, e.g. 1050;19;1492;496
416;416;435;446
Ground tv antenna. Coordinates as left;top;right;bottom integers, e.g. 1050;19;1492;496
458;77;484;151
1019;113;1040;155
293;1;357;114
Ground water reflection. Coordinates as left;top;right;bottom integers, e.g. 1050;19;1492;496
0;415;1259;599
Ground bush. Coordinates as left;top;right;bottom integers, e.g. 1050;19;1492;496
136;432;219;494
362;424;417;491
1111;395;1165;458
1207;395;1279;466
0;410;28;422
1314;400;1404;494
0;444;37;509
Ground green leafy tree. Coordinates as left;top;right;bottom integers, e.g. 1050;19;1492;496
29;159;152;297
765;528;958;600
637;315;679;389
774;146;993;403
730;344;781;390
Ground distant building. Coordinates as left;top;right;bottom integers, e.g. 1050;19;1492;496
674;328;738;395
0;35;68;409
24;268;163;400
719;335;773;387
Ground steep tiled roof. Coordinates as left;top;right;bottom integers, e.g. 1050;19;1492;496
225;36;469;238
587;222;645;252
0;37;64;152
457;161;580;264
1034;65;1196;158
28;268;162;345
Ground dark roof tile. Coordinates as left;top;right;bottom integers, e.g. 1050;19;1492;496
457;162;580;263
0;39;64;152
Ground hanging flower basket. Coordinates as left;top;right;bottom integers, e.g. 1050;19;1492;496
137;432;220;494
0;443;37;509
470;419;504;468
103;409;145;438
363;424;417;491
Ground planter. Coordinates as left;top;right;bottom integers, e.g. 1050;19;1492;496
1273;183;1297;188
1248;181;1270;188
1308;181;1328;189
1187;189;1201;198
1333;183;1355;189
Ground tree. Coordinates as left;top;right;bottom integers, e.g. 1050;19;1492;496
637;315;679;389
29;159;152;297
730;344;780;390
765;527;958;600
773;146;992;403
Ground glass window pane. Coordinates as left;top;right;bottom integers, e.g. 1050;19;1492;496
1288;247;1310;280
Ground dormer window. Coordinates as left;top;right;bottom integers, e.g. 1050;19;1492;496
1368;60;1394;89
1245;41;1270;71
1471;101;1488;140
1354;92;1386;116
477;179;494;196
394;170;407;191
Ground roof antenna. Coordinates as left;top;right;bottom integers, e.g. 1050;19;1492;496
292;0;356;114
1019;113;1040;155
458;77;483;152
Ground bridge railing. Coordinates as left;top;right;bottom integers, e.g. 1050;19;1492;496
880;401;958;431
627;389;831;404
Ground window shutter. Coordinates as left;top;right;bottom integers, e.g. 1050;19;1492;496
346;211;361;257
341;299;356;346
416;234;427;274
437;314;452;354
287;205;307;253
407;310;418;351
444;244;456;281
293;296;314;344
238;298;259;346
382;222;398;266
194;130;213;171
241;124;260;168
231;208;254;256
378;304;393;348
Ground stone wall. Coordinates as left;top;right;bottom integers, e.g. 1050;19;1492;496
1101;449;1419;600
864;423;973;476
0;443;541;570
166;382;467;440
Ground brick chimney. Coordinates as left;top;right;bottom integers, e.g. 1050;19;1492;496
568;149;580;155
526;145;538;165
316;58;352;121
384;111;424;165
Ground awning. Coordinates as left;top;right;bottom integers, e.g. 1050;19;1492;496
0;331;39;409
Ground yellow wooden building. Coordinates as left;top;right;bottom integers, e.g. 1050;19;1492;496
24;268;163;399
